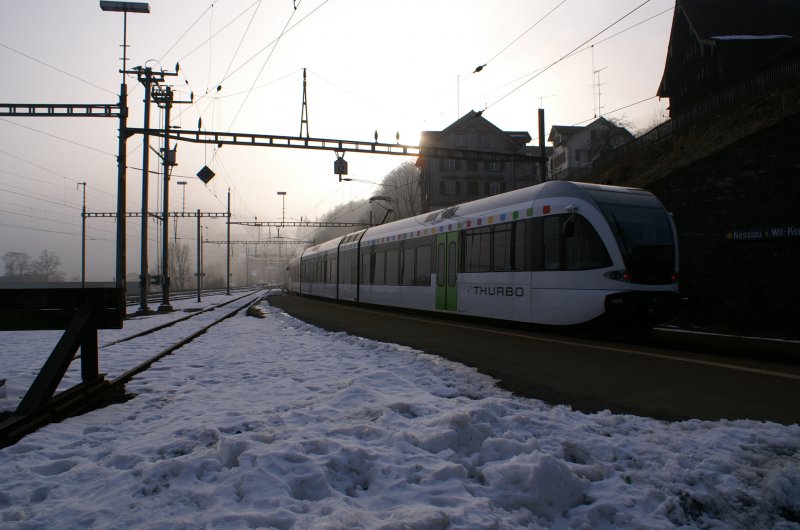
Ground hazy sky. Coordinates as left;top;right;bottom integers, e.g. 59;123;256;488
0;0;674;280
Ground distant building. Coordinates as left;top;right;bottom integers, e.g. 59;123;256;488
548;117;634;180
417;111;548;212
657;0;800;117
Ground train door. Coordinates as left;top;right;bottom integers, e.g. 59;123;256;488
435;232;458;311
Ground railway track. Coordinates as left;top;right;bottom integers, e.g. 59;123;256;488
0;289;269;448
125;286;264;308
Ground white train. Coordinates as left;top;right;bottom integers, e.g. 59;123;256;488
288;181;680;332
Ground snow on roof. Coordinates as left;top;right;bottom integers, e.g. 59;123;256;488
711;34;793;40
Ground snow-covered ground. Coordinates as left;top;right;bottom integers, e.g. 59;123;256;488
1;291;799;529
0;292;257;412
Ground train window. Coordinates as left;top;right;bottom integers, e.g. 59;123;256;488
361;252;372;285
374;252;386;285
531;218;544;270
348;252;356;284
401;248;415;286
463;227;491;272
543;216;561;270
386;249;400;286
415;245;431;285
531;214;611;271
325;258;333;284
437;243;445;287
493;223;512;271
563;216;611;270
513;220;526;271
340;253;350;284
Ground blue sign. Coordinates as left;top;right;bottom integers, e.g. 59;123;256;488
725;224;800;241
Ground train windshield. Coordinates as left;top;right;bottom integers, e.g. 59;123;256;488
586;189;675;284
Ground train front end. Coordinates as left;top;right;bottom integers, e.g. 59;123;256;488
583;185;682;331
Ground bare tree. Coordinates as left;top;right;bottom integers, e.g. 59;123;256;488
3;251;31;277
377;161;421;222
310;199;370;243
31;249;64;281
588;117;636;162
169;242;191;290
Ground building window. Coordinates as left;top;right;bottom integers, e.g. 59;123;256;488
467;180;479;197
489;161;503;172
444;180;457;196
455;134;466;147
444;158;456;171
489;181;503;195
478;134;489;148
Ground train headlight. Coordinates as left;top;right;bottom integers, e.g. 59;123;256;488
605;270;632;282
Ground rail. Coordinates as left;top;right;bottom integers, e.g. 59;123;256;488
0;290;266;448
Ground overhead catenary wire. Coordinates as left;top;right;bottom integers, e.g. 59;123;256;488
471;6;673;108
0;220;113;240
219;0;264;86
0;119;117;158
159;1;228;65
484;0;655;114
467;0;569;80
0;42;116;96
162;1;334;225
224;0;302;132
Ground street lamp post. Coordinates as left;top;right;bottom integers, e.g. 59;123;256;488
276;192;287;258
100;0;150;292
175;180;186;246
277;191;287;227
196;208;201;302
177;181;187;212
78;182;87;287
158;86;174;313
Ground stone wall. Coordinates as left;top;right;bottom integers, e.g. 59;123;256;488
643;116;800;338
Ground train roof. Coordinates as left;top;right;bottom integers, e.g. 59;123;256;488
299;181;656;255
363;181;648;241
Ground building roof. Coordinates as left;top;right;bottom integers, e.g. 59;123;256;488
658;0;800;98
547;118;633;145
421;111;531;147
547;125;582;144
678;0;800;40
